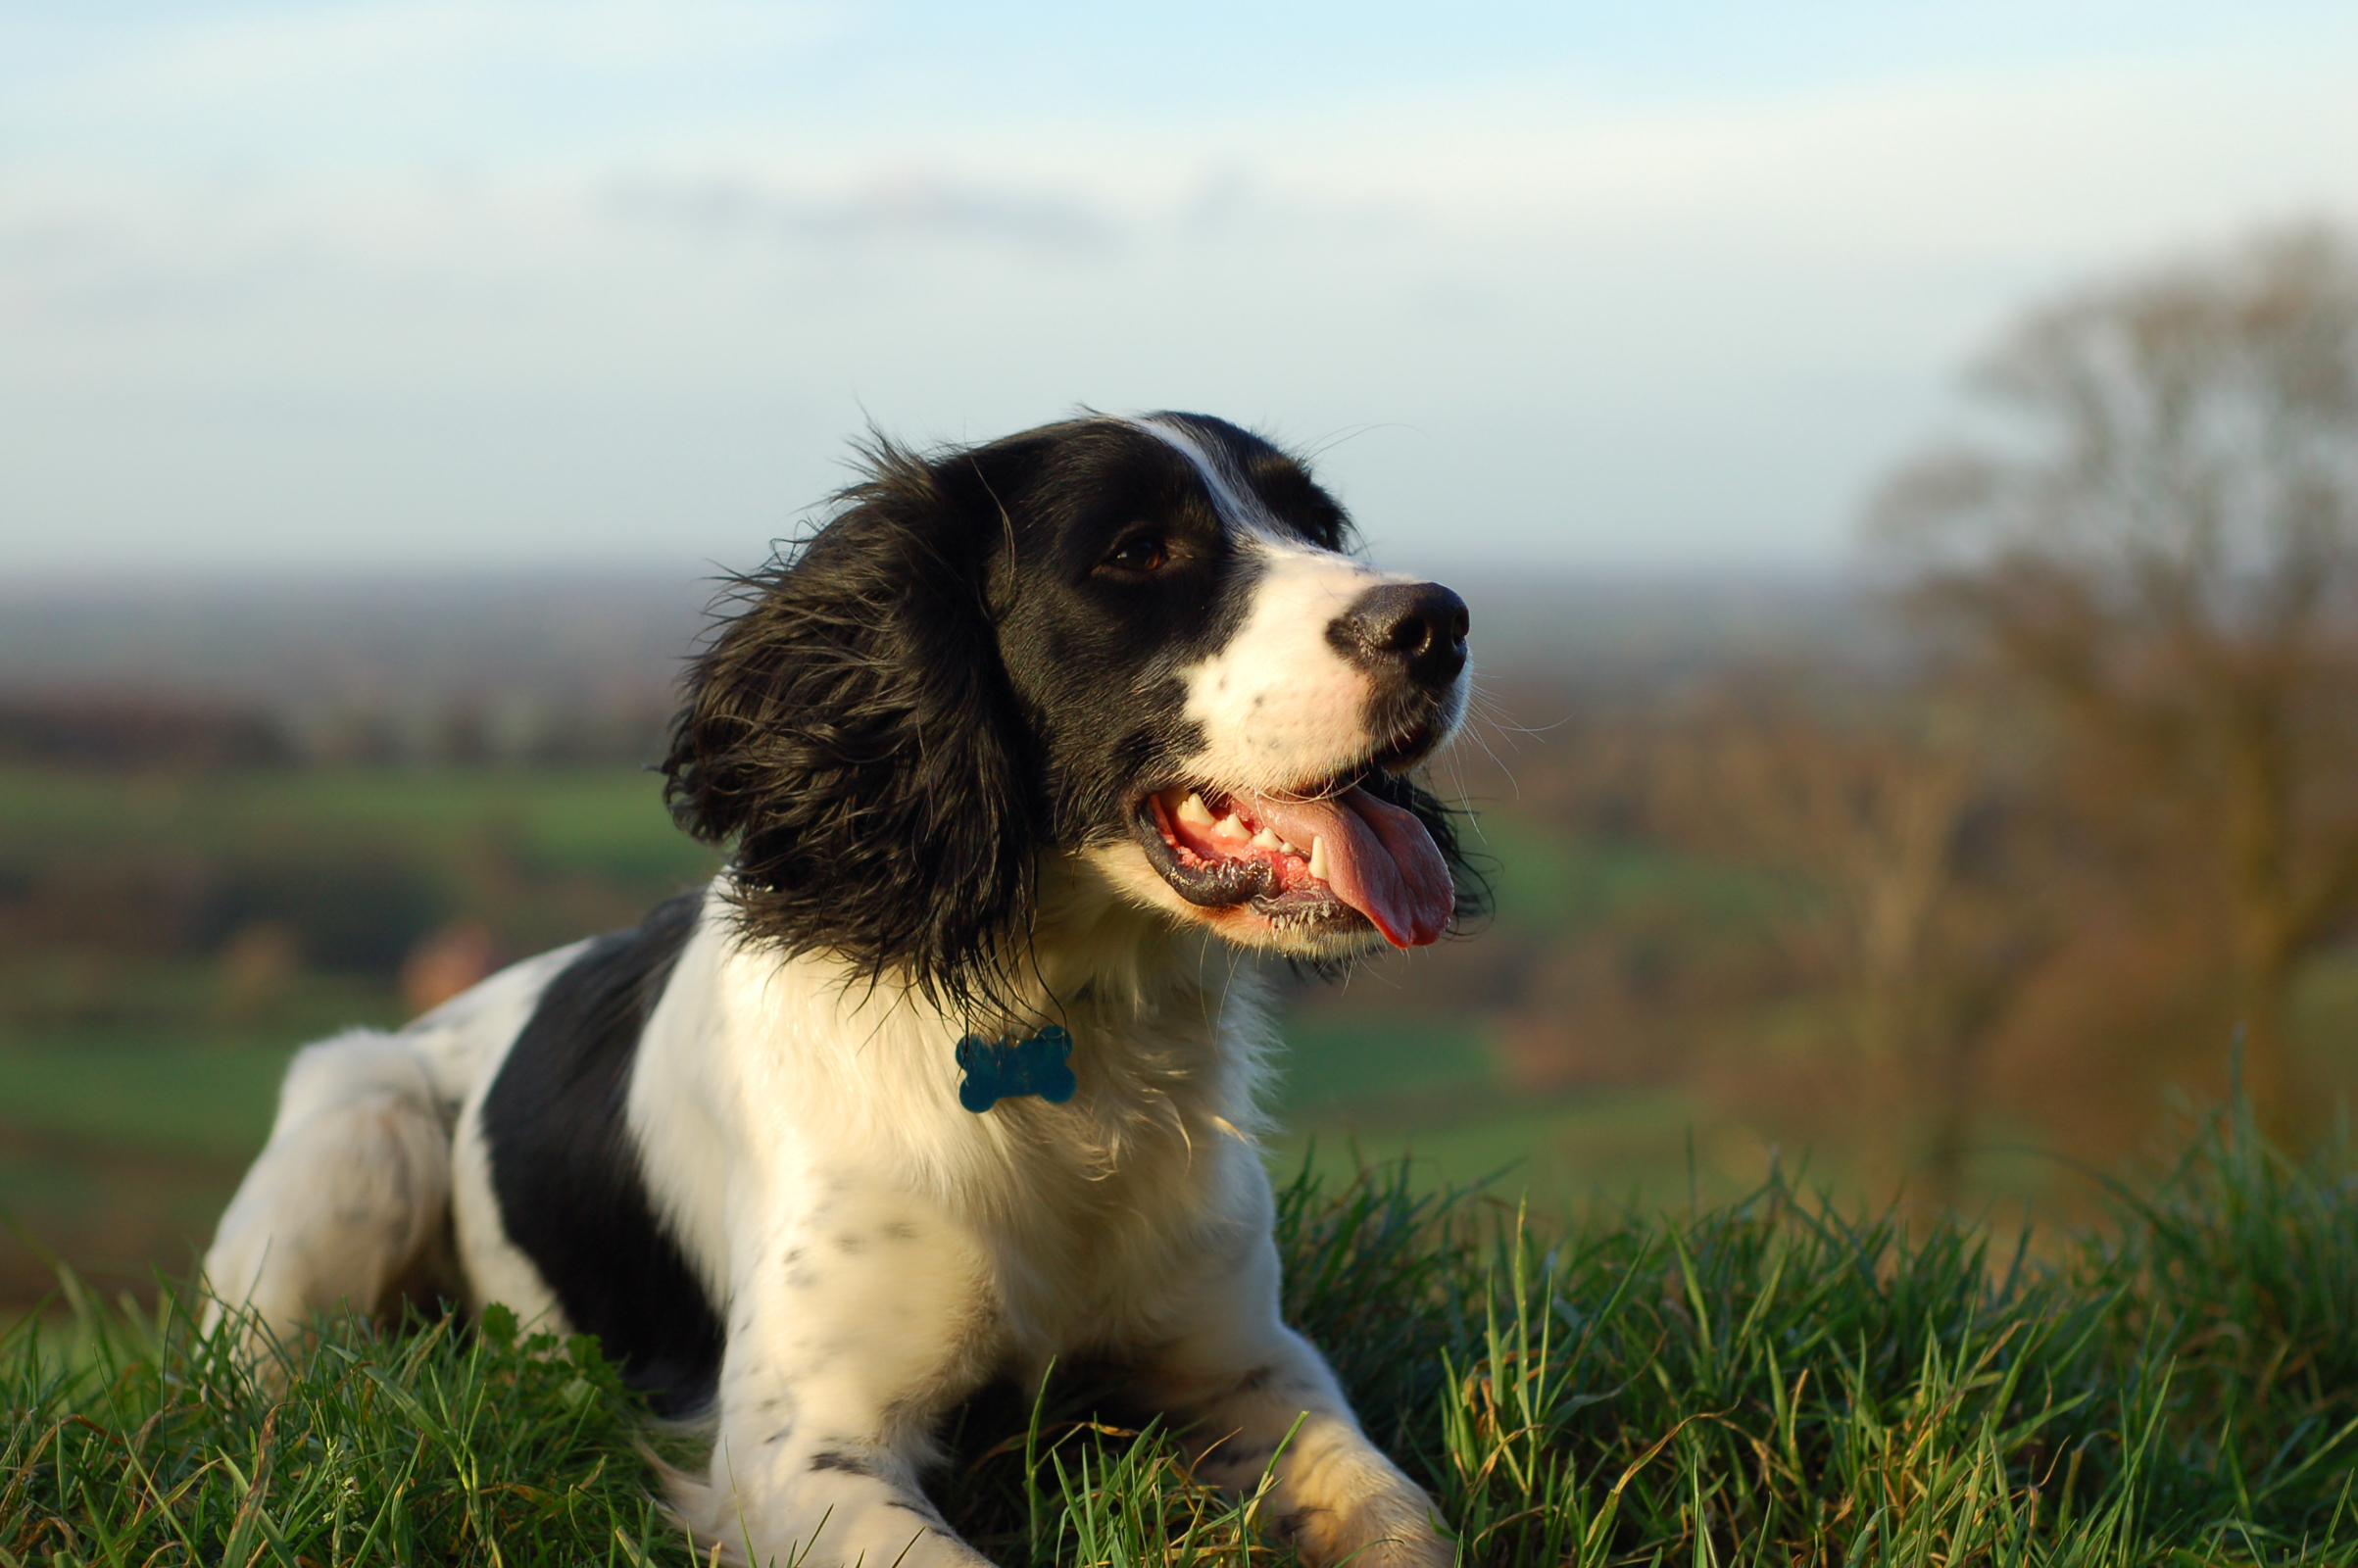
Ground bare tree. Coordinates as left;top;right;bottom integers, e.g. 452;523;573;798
1875;225;2358;1128
1665;681;2051;1200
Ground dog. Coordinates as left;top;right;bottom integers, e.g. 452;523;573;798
202;413;1478;1567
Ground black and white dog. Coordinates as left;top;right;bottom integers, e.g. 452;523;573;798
203;413;1478;1567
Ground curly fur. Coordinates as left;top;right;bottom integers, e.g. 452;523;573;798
663;439;1046;1015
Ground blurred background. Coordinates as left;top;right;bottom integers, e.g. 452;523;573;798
6;0;2358;1308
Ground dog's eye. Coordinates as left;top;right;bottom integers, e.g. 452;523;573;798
1102;534;1169;574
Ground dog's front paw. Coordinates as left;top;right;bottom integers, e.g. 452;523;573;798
1276;1494;1455;1568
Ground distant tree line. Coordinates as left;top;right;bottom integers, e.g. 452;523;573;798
0;691;677;769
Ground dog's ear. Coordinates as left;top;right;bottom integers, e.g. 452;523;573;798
662;439;1041;1013
1355;769;1492;935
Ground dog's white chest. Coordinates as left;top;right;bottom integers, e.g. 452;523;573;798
617;901;1271;1366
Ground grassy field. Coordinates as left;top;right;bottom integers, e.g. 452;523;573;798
0;762;719;1303
9;759;2358;1305
6;1091;2353;1565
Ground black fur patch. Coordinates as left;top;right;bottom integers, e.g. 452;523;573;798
659;414;1427;1018
481;892;721;1413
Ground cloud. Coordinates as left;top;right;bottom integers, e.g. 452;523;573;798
605;171;1120;255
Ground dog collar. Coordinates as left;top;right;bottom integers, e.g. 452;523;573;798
956;1024;1077;1113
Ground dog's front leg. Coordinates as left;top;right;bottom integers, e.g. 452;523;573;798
675;1192;1001;1568
1136;1234;1455;1568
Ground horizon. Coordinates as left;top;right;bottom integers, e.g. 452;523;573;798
0;563;1882;710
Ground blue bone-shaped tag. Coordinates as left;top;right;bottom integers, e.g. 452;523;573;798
956;1024;1077;1113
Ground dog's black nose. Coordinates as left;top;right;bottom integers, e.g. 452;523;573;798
1327;582;1470;691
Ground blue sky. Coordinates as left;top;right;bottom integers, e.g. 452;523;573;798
5;1;2355;580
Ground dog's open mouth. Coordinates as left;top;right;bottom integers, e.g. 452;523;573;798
1131;777;1454;949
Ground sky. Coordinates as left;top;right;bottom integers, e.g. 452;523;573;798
4;1;2356;583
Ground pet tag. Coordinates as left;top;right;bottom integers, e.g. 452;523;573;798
956;1024;1077;1112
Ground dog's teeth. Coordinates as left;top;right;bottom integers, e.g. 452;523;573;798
1176;792;1215;827
1250;827;1283;851
1308;836;1329;880
1278;838;1302;857
1213;811;1249;840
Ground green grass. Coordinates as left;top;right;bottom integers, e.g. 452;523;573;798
8;1087;2354;1566
1275;1087;1760;1208
0;762;716;979
1271;1016;1500;1113
1467;817;1799;935
0;1038;302;1161
0;765;701;875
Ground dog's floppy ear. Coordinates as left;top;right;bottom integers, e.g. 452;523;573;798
662;438;1041;1012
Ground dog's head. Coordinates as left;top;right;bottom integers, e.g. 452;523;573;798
662;413;1480;1009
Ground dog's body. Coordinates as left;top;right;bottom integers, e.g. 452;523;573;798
204;415;1476;1567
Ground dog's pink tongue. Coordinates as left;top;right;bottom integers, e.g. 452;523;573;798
1252;786;1454;949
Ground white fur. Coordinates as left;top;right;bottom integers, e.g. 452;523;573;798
1129;415;1429;796
204;859;1452;1567
200;1030;452;1355
202;945;583;1348
1179;543;1411;792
